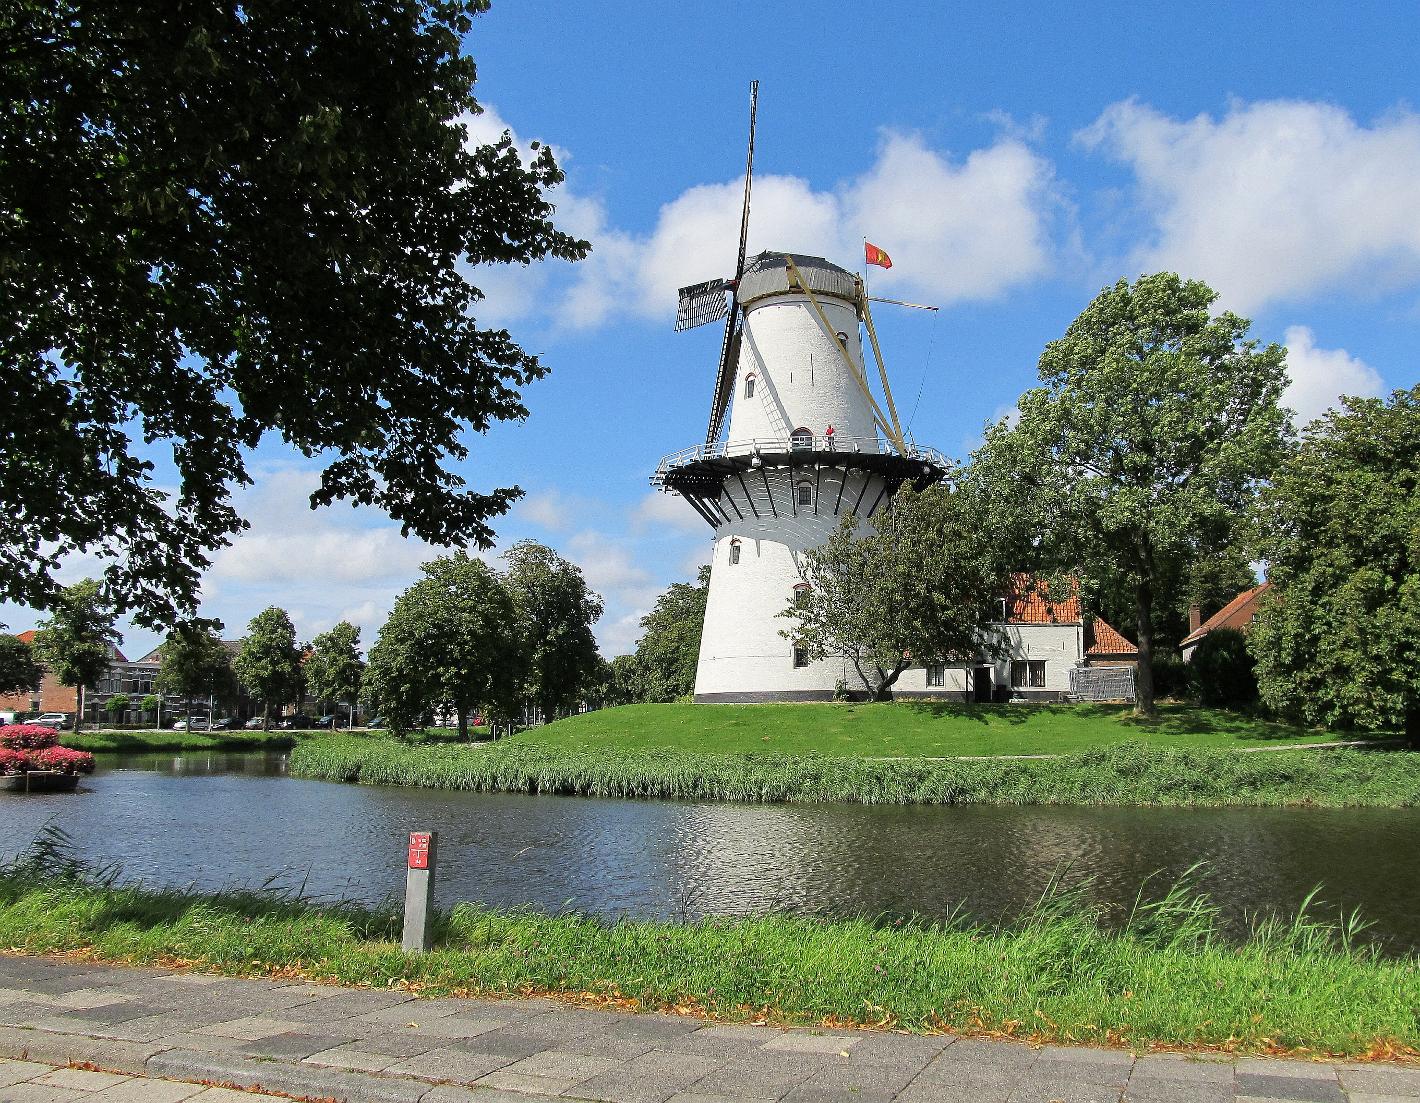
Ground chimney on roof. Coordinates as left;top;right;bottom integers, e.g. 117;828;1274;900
1188;603;1202;634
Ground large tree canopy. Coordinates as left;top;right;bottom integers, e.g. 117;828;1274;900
154;618;236;725
501;541;604;719
364;552;525;739
1250;386;1420;742
232;606;303;730
788;484;1010;700
965;273;1289;716
304;620;365;729
0;633;43;699
623;566;710;703
30;578;116;730
1;0;589;626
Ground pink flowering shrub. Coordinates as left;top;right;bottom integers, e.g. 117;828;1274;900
28;746;96;775
0;724;60;750
0;747;29;775
0;725;94;775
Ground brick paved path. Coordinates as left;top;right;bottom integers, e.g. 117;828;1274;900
2;954;1417;1103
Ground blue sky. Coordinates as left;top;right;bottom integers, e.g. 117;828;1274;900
7;1;1419;658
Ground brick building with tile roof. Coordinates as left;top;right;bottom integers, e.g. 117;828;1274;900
1181;582;1271;662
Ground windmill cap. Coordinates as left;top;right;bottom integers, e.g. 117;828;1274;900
737;251;857;308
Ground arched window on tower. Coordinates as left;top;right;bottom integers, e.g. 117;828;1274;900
728;539;741;566
744;374;755;399
792;582;812;610
790;427;812;451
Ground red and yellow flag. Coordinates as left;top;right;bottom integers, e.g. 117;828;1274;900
864;241;892;269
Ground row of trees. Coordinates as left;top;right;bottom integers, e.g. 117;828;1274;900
0;539;607;737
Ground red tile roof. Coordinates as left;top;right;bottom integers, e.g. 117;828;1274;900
15;630;36;644
11;629;127;663
1181;582;1270;647
1004;575;1081;624
1086;617;1137;656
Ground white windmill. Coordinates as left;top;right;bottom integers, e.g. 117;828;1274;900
652;83;949;701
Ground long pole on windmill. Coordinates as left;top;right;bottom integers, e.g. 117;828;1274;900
704;80;758;446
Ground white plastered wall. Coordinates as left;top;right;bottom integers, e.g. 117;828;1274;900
893;624;1085;698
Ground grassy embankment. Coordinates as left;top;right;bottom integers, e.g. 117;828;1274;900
289;703;1417;807
0;843;1414;1059
66;724;486;755
501;702;1393;757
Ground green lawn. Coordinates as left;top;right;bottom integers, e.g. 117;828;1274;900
66;728;297;753
510;702;1388;758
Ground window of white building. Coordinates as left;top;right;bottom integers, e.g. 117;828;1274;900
792;646;810;668
729;540;741;565
744;375;755;398
926;664;945;687
790;427;812;450
1011;660;1046;689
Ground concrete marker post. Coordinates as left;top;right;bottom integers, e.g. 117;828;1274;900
402;830;437;953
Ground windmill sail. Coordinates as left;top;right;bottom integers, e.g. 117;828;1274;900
675;278;731;332
703;80;757;445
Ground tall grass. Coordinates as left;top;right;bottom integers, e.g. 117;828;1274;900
289;737;1420;807
0;835;1414;1057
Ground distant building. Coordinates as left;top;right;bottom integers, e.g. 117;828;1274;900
1181;582;1271;663
0;630;136;720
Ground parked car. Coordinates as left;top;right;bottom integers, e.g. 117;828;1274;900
276;714;317;730
209;718;233;731
171;715;211;732
244;717;266;730
365;716;386;729
30;713;68;729
315;715;337;729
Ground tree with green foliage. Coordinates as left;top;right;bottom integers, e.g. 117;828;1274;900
140;693;161;724
965;273;1289;717
0;633;43;698
1187;628;1257;708
305;622;365;731
365;553;526;740
603;654;643;707
627;566;710;702
30;579;116;731
502;541;604;720
155;620;237;728
1;0;589;627
787;484;1011;700
103;692;130;724
1250;386;1420;744
233;607;303;731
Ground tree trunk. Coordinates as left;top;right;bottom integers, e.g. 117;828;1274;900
74;684;84;733
873;658;909;701
457;704;469;743
1407;702;1419;751
262;702;270;732
1134;577;1157;719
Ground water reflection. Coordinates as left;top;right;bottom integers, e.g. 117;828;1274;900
0;752;1416;953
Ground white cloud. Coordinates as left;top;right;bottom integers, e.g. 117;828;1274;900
514;489;580;533
558;131;1056;329
1079;99;1420;312
631;491;708;535
598;610;646;658
1281;325;1384;425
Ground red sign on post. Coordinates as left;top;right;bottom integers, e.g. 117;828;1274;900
408;832;431;870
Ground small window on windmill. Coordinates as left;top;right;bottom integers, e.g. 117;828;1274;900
835;331;849;346
790;427;813;451
744;374;756;399
796;481;813;507
729;539;741;565
792;582;812;610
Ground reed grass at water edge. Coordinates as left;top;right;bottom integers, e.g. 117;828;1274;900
288;737;1420;807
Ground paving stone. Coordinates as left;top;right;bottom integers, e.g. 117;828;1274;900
1037;1045;1135;1068
494;1048;622;1083
1339;1067;1420;1096
145;1031;251;1055
437;1026;549;1060
473;1068;580;1095
194;1016;311;1041
0;1084;86;1102
185;1089;286;1102
687;1054;829;1100
0;1027;163;1074
421;1087;543;1103
389;1015;506;1040
34;1068;131;1091
357;999;470;1025
1238;1059;1339;1081
0;1001;66;1025
46;991;134;1012
1234;1072;1344;1102
237;1031;359;1060
55;1001;169;1026
595;1015;701;1045
79;1010;235;1043
575;1051;727;1103
1129;1053;1235;1084
835;1032;951;1068
0;1060;54;1088
1124;1081;1235;1103
1347;1094;1420;1103
271;991;413;1023
549;1033;657;1062
90;1078;206;1102
761;1033;859;1056
894;1072;1017;1103
302;1043;401;1073
781;1057;921;1101
1026;1058;1132;1088
382;1046;520;1083
917;1037;1038;1074
665;1026;786;1059
1007;1084;1125;1103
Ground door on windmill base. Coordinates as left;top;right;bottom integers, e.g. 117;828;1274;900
972;666;994;703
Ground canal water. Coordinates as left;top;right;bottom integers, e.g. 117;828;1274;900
3;751;1418;952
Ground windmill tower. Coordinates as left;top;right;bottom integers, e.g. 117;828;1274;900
652;83;949;701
